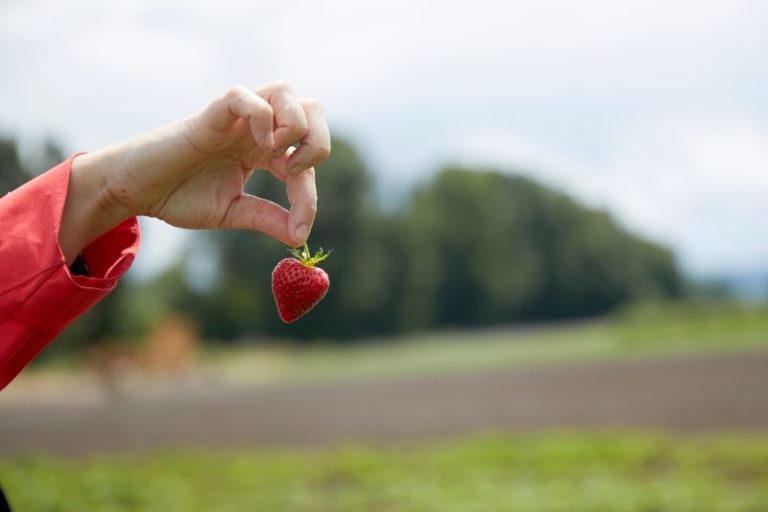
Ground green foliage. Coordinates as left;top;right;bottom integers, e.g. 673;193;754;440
2;134;686;346
196;301;768;387
192;137;406;341
0;136;28;194
0;135;65;193
3;431;768;511
180;142;684;341
399;168;683;329
611;301;768;349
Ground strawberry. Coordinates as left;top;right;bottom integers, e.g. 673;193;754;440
271;244;331;323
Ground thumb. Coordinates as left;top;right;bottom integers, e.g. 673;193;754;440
220;193;294;246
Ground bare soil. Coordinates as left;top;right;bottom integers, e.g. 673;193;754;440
2;350;767;456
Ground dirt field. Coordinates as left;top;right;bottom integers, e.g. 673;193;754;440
2;350;768;456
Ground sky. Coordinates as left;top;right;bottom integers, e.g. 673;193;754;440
1;0;767;278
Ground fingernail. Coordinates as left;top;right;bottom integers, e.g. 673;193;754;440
294;224;309;243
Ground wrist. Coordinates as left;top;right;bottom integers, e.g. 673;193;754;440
59;152;133;265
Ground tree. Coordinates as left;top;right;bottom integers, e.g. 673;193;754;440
398;167;684;327
194;137;399;341
0;135;66;194
0;136;28;194
157;142;686;342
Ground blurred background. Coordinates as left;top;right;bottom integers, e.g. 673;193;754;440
2;0;768;510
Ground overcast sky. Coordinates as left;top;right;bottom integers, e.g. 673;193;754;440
2;0;767;278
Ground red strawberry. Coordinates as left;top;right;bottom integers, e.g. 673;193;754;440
272;244;331;323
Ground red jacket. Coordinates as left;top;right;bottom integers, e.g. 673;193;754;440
0;155;140;390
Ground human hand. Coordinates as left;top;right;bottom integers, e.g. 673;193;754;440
61;82;330;263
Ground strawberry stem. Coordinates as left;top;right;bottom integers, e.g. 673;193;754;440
289;243;331;267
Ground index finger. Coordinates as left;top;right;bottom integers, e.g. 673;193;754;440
201;86;275;149
286;166;318;246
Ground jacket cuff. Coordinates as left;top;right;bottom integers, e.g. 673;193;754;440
2;154;141;331
18;218;140;331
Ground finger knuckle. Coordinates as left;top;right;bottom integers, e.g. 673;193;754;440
306;198;318;215
315;145;331;162
252;100;273;118
302;97;324;113
225;85;249;100
290;121;309;139
270;80;293;93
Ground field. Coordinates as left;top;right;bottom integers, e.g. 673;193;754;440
3;302;768;510
3;432;768;511
13;301;768;396
202;301;768;387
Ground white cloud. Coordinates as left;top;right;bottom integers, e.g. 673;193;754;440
1;0;767;277
608;120;768;274
451;118;768;275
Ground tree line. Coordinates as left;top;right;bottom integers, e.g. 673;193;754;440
0;135;684;347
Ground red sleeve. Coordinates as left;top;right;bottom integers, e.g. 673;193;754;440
0;154;140;390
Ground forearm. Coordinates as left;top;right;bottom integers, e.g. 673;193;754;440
59;149;133;265
58;118;210;265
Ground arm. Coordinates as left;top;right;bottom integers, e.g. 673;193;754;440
0;82;331;390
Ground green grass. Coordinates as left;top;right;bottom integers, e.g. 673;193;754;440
6;304;768;509
17;301;768;391
205;301;768;386
3;431;768;511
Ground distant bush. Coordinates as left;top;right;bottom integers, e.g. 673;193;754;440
189;138;684;341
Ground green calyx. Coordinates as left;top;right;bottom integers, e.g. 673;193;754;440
289;243;331;267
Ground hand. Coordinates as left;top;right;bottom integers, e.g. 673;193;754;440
60;82;331;264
